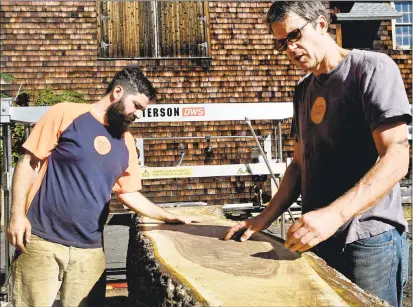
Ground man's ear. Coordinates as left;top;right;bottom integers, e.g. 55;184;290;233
317;15;329;35
110;85;124;102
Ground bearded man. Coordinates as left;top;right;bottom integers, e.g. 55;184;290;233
7;67;199;307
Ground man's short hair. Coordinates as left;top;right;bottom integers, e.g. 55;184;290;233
266;1;329;28
105;67;156;100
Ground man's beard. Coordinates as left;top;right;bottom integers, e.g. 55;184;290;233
106;98;135;138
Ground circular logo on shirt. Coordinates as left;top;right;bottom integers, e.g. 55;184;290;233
94;136;111;155
311;97;327;124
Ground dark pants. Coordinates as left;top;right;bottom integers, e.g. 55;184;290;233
315;228;409;307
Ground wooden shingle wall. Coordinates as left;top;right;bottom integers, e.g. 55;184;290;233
0;2;100;96
371;20;412;100
1;1;411;206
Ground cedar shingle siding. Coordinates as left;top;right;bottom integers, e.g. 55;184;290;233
1;1;411;205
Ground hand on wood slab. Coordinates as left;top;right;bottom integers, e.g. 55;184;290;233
116;191;202;224
285;207;344;253
163;214;202;224
222;215;267;241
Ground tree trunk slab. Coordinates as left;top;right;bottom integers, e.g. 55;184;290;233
127;206;389;307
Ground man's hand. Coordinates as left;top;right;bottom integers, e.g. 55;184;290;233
163;214;202;224
223;216;267;242
285;207;344;253
7;215;32;251
117;191;203;224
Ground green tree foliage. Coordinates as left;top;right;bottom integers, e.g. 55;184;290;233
0;72;16;83
25;88;87;106
1;75;87;168
0;73;16;99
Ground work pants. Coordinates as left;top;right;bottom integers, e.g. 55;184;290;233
11;235;106;307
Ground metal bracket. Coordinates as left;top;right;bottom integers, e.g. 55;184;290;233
0;98;12;124
100;41;111;49
100;14;111;21
198;42;208;49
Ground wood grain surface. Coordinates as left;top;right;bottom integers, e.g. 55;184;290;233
128;206;389;307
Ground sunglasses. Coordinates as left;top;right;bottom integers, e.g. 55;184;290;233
273;20;311;52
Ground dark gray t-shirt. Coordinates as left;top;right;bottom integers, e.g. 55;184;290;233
292;49;412;244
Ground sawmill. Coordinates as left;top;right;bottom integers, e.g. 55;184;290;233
1;0;412;306
0;99;393;306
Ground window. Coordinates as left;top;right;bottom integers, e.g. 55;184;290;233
393;1;412;49
97;1;209;59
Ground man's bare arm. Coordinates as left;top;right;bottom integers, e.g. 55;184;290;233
333;121;409;221
7;151;40;251
116;191;201;224
286;121;409;252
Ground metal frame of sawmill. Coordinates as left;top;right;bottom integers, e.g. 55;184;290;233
0;98;296;302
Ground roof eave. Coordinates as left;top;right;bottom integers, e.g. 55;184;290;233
336;14;403;21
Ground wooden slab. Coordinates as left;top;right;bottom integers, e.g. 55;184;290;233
127;206;389;307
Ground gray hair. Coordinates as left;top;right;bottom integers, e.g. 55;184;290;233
266;1;329;29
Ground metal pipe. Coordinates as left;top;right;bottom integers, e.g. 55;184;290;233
5;123;12;266
278;121;283;163
277;121;286;239
1;123;12;295
176;152;185;166
281;213;286;240
245;117;295;223
274;121;278;161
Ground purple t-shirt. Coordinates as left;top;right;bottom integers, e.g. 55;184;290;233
291;49;411;244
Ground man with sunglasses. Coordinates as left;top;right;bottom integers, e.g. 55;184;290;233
224;2;411;306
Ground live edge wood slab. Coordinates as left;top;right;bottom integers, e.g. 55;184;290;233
127;206;389;307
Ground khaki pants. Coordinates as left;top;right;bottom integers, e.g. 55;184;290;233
11;235;106;307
